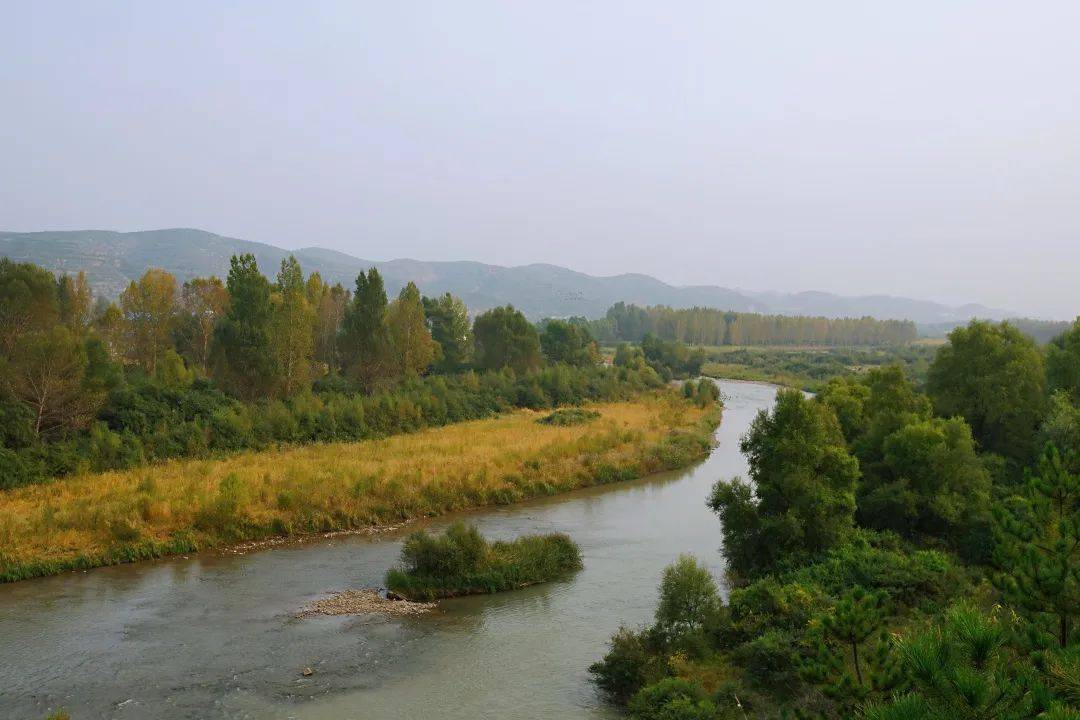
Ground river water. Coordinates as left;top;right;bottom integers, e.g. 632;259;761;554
0;380;777;720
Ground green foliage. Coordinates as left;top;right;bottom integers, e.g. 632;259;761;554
1047;318;1080;405
212;254;279;400
339;267;392;391
927;320;1046;462
864;605;1038;720
423;292;472;372
386;521;582;600
1040;392;1080;474
627;678;718;720
472;305;542;373
540;318;598;366
709;389;858;577
994;444;1080;647
590;627;662;703
642;333;706;379
537;408;600;426
601;301;917;347
0;257;59;354
654;555;722;639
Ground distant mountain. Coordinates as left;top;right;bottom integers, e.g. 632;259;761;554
0;228;1010;323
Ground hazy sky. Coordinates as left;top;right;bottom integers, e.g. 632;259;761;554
3;2;1078;317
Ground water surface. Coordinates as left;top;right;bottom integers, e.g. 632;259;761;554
0;380;777;720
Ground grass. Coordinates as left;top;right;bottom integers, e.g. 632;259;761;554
385;521;583;600
0;392;719;583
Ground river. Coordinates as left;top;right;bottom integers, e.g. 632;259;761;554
0;380;777;720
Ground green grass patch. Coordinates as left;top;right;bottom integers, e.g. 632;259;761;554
385;521;583;600
536;408;601;426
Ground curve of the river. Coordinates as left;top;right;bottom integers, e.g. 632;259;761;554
0;380;778;720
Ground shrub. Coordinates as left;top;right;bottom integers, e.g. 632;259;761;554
537;408;600;426
628;678;717;720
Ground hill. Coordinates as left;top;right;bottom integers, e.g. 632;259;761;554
0;228;1009;322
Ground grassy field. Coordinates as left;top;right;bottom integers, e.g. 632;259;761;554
0;393;718;582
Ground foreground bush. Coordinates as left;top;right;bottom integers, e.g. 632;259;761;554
385;521;582;600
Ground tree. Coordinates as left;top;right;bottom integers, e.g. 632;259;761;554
927;321;1046;461
2;326;101;438
339;268;392;390
540;319;598;367
0;258;59;355
271;255;314;396
423;293;472;373
1040;392;1080;474
119;268;177;373
472;305;542;374
708;389;859;577
306;273;349;373
801;587;898;710
56;271;92;334
627;678;717;720
1047;318;1080;405
213;254;279;400
93;301;125;362
654;555;721;638
176;276;229;374
859;417;991;546
386;282;437;379
863;605;1036;720
994;444;1079;647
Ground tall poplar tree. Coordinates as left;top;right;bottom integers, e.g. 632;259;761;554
213;254;278;400
272;255;314;396
387;282;437;378
339;268;391;391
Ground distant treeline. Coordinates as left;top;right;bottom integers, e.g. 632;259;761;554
580;302;918;346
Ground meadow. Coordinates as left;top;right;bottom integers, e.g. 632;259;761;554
0;393;718;582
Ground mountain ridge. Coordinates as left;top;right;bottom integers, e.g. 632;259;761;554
0;228;1010;323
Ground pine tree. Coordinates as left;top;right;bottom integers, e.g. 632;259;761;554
994;444;1080;647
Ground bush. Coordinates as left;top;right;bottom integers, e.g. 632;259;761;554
386;522;583;600
537;408;600;426
628;678;717;720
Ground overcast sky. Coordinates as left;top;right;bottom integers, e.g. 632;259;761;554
2;2;1078;317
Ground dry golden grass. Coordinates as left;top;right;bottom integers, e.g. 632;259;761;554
0;395;717;581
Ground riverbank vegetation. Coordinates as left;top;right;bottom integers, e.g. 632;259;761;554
1;257;715;490
591;318;1080;719
699;345;937;392
385;521;582;600
0;391;719;583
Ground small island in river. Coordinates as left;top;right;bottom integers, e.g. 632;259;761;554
385;521;583;601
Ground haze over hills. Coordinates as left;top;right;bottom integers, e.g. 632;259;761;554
0;228;1011;324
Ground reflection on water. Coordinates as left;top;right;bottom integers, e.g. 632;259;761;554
0;381;777;720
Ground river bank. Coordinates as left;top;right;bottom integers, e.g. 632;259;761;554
0;392;719;583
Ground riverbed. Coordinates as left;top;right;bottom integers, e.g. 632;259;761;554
0;380;777;720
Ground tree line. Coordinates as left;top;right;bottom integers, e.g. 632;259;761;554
583;302;918;347
591;317;1080;719
0;255;676;488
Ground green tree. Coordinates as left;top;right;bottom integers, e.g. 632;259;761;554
863;605;1037;720
801;586;897;711
653;555;721;638
472;305;542;374
119;268;177;373
423;293;472;373
708;389;858;577
1047;318;1080;405
540;319;598;367
627;678;717;720
387;282;437;379
859;417;991;546
271;255;315;396
212;254;279;400
0;258;59;355
994;444;1080;647
339;268;392;390
927;321;1046;462
1040;392;1080;474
